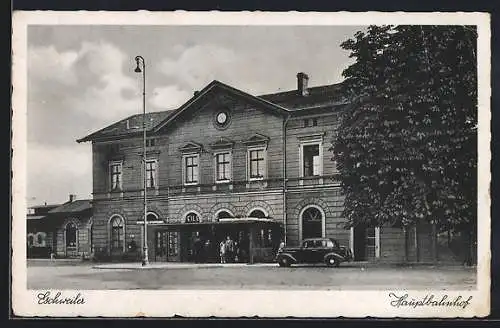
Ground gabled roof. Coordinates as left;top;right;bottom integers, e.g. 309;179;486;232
48;199;92;214
77;110;174;143
259;83;346;110
77;79;348;143
152;80;290;133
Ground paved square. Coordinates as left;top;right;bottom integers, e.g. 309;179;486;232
27;260;477;290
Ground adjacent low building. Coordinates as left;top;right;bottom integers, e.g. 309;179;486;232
27;195;93;259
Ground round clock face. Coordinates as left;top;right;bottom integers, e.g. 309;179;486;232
216;112;228;125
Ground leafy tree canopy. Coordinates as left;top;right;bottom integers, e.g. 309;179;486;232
333;25;477;231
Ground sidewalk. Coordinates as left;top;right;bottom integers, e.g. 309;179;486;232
93;262;277;270
92;260;472;270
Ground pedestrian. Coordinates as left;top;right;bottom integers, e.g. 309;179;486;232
219;240;226;264
203;239;211;263
193;232;202;263
225;236;235;263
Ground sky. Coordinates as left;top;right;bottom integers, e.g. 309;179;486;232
26;25;365;206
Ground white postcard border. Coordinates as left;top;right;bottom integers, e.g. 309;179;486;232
11;11;491;318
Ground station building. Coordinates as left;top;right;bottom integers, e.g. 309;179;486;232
76;73;453;263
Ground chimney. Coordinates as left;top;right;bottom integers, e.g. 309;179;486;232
297;72;309;96
69;194;76;203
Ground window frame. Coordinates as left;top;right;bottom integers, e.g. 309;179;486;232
109;160;123;191
299;140;323;178
299;205;326;241
145;158;158;189
247;146;267;181
214;150;232;183
109;215;125;252
65;222;78;249
182;153;200;186
146;138;157;148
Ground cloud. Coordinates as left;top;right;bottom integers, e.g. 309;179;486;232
27;41;142;203
27;143;93;204
29;41;142;126
150;85;191;110
158;44;241;90
28;45;79;85
154;42;345;98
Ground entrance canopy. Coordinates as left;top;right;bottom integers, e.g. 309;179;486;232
147;217;283;264
136;217;281;227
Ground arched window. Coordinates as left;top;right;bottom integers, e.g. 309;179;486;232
28;234;34;247
185;212;200;223
301;206;324;239
217;210;233;220
36;232;46;246
249;209;266;218
66;222;78;248
110;216;124;251
147;212;159;222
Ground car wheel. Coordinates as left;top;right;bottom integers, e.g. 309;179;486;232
326;257;339;267
278;257;290;267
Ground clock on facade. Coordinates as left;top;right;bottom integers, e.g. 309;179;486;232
216;112;228;124
215;110;230;128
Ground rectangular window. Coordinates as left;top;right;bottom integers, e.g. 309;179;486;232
146;160;157;188
215;152;231;182
109;162;122;190
248;148;266;180
303;144;320;177
184;155;199;184
146;138;156;147
303;118;319;127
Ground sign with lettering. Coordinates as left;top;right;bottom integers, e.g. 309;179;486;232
185;213;200;223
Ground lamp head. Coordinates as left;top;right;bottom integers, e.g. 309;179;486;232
134;57;142;73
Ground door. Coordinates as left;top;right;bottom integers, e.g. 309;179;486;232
181;229;201;262
154;230;168;262
365;227;377;259
354;225;367;261
166;231;180;262
354;225;379;261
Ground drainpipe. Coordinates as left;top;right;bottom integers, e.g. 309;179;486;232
282;114;291;245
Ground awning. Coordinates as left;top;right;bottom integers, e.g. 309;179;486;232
27;215;46;221
135;217;282;227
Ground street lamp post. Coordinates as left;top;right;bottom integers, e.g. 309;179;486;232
134;55;149;266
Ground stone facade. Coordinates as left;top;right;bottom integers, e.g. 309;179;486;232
78;77;450;264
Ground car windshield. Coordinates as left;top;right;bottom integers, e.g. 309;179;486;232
327;239;339;248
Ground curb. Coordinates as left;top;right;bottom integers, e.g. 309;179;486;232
92;263;278;270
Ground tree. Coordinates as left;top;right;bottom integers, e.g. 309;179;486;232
332;25;477;263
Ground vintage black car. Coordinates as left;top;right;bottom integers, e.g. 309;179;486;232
275;238;353;267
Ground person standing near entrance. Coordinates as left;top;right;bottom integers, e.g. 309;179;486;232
225;236;235;263
193;232;203;263
219;239;226;263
